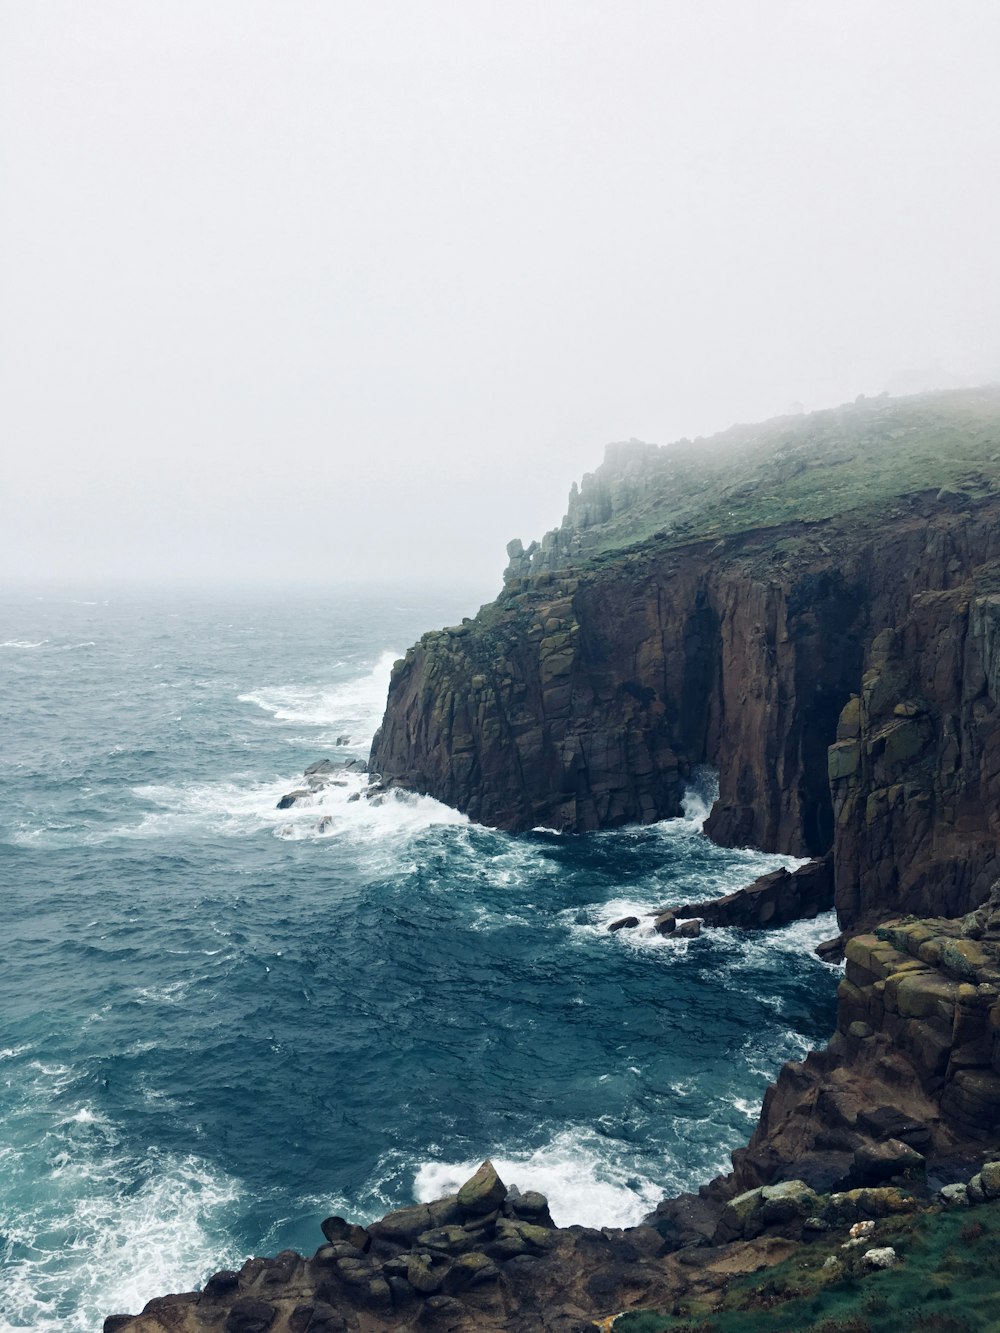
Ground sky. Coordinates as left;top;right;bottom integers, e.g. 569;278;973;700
2;1;999;591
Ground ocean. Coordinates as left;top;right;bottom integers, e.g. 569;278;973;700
0;585;840;1331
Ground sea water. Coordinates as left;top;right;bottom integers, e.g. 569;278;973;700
0;585;840;1331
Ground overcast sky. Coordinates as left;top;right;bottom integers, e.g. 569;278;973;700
2;2;999;590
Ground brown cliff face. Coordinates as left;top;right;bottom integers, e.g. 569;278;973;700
372;496;1000;927
831;578;1000;931
729;895;1000;1195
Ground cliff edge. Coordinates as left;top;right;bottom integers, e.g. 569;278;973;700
371;385;1000;933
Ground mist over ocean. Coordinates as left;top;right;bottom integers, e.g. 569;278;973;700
0;587;839;1331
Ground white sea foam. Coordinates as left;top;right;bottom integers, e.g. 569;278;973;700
413;1125;668;1229
238;650;399;745
0;1147;242;1332
0;1045;32;1061
0;639;47;649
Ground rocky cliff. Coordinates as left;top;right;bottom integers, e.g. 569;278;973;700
372;387;1000;931
109;388;1000;1331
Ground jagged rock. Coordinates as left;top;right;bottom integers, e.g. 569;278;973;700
320;1216;370;1251
856;1106;933;1151
852;1138;924;1185
201;1270;240;1300
652;911;676;935
305;760;336;776
277;789;310;809
441;1251;499;1292
608;915;639;932
678;857;833;930
457;1160;507;1216
676;918;702;938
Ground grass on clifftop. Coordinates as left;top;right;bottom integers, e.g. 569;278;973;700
616;1203;1000;1333
533;386;1000;568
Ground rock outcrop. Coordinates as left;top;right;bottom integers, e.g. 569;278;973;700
372;495;1000;931
728;894;1000;1195
675;855;834;930
371;387;1000;934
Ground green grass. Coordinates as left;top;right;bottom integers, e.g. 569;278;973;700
615;1205;1000;1333
533;386;1000;569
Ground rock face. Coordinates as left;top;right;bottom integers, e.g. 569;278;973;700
830;588;1000;931
729;896;1000;1193
372;493;1000;930
370;388;1000;932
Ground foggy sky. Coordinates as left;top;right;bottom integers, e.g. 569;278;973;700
2;2;999;591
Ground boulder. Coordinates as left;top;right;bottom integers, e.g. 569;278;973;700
415;1225;475;1255
406;1254;448;1294
863;1246;897;1268
442;1251;499;1293
652;911;676;935
368;1203;434;1245
852;1138;925;1185
608;916;639;932
939;1182;970;1206
289;1305;347;1332
510;1189;554;1227
676;918;702;938
760;1179;819;1218
320;1216;370;1251
980;1160;1000;1197
201;1270;240;1301
816;934;845;964
277;789;309;810
457;1160;507;1216
224;1300;277;1333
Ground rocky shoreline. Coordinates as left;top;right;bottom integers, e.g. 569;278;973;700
104;894;1000;1331
109;390;1000;1328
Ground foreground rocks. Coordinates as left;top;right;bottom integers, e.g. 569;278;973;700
724;895;1000;1195
104;1162;682;1332
104;899;1000;1330
106;1142;1000;1332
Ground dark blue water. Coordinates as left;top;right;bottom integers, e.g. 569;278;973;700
0;586;840;1330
